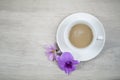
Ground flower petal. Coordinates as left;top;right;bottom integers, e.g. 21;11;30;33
48;54;54;61
60;52;73;62
72;60;79;65
64;66;76;75
57;57;65;70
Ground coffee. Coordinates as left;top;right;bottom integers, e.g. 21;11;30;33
69;24;93;48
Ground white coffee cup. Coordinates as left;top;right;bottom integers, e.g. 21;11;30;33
64;19;97;51
56;13;105;61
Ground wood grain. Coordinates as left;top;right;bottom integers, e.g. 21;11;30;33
0;0;120;80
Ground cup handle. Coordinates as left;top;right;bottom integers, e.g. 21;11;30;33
97;35;103;40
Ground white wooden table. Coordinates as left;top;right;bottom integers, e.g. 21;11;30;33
0;0;120;80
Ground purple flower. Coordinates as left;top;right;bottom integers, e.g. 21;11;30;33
57;52;79;74
45;44;61;61
45;44;57;61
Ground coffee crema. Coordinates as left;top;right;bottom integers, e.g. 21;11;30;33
69;24;93;48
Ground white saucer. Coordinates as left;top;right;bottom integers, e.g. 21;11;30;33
56;13;105;61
